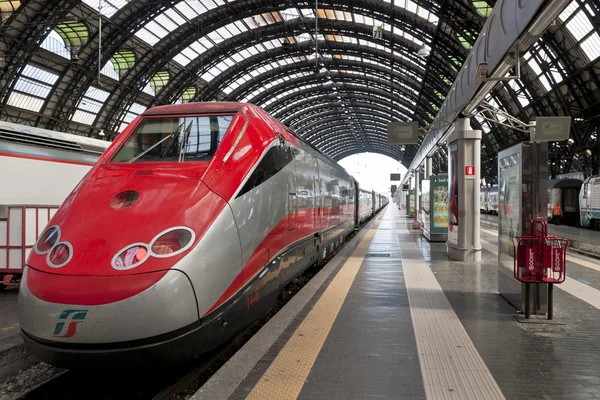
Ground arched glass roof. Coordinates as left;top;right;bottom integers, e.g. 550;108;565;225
1;0;599;177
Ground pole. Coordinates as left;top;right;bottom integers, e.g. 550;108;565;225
548;283;554;320
98;0;102;87
525;282;531;319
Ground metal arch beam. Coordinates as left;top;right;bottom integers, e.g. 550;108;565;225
215;47;427;102
274;105;409;134
149;1;467;102
276;103;410;136
0;0;83;116
235;69;421;109
280;95;412;121
291;110;399;134
99;0;442;127
305;118;391;139
247;75;424;118
163;21;432;103
309;124;391;146
265;87;414;121
300;118;391;142
43;1;178;132
201;44;425;100
223;58;442;116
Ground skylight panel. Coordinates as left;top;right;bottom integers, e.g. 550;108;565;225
6;64;58;113
406;0;418;14
40;30;70;59
527;57;542;75
71;86;110;125
190;41;208;54
566;11;592;41
538;75;552;91
558;1;578;21
581;33;600;61
280;8;300;21
173;53;192;67
301;9;315;18
82;0;128;18
155;11;181;32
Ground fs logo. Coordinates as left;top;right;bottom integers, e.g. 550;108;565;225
53;309;88;338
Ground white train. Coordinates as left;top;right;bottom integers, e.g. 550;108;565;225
480;185;498;215
0;121;109;289
579;175;600;229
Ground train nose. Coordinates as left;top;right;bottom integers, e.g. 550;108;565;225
18;266;199;345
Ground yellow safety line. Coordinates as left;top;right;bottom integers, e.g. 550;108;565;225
245;213;384;400
0;323;19;333
481;227;600;273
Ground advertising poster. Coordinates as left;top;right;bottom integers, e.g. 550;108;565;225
408;190;415;217
448;141;459;245
498;152;521;260
432;175;448;231
421;180;430;226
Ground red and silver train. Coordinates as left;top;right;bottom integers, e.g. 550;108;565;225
18;102;387;368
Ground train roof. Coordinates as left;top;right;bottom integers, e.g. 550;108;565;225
0;120;110;155
142;102;247;116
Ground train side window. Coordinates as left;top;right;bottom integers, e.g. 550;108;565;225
236;145;293;198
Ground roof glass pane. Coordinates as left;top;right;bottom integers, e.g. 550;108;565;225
6;92;45;112
538;75;552;91
565;10;593;41
82;0;129;18
72;86;110;126
6;64;58;112
119;102;147;132
473;0;492;17
581;33;600;61
72;110;97;125
100;60;120;80
558;1;578;21
40;30;70;59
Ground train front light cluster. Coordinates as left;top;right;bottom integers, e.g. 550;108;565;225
111;227;195;270
34;226;73;268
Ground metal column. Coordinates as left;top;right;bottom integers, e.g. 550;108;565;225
446;118;482;262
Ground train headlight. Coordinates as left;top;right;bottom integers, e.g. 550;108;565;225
35;226;60;254
47;242;73;268
150;227;195;258
112;244;150;270
110;190;140;209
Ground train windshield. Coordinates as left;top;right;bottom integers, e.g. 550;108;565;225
110;115;234;163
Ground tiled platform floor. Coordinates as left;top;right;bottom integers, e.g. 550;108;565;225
196;206;600;400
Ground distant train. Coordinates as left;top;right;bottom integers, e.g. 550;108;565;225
0;121;109;290
580;175;600;229
18;102;387;369
548;178;582;225
480;185;498;215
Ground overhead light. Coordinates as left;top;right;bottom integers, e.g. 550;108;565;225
98;129;105;137
417;45;430;58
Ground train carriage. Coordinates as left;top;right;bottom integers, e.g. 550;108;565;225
19;102;386;368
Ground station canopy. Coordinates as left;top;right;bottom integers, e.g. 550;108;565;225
1;0;599;180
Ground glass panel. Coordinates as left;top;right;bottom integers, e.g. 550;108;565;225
110;115;234;163
6;64;58;112
82;0;129;18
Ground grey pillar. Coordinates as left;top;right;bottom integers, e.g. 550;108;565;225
446;119;482;262
426;157;433;179
413;168;420;226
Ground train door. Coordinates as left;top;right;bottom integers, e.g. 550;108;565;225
287;151;297;233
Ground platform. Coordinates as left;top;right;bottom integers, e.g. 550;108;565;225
480;213;600;258
195;206;600;400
